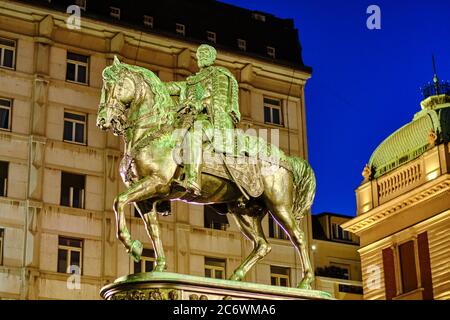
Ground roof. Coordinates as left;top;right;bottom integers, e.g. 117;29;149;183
16;0;311;72
368;98;450;179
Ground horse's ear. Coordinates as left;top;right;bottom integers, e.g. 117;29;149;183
113;55;120;66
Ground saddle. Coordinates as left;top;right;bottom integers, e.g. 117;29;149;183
175;136;292;198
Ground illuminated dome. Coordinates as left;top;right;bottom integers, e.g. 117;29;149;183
367;80;450;179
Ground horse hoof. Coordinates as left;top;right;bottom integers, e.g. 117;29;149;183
297;281;312;290
230;269;245;281
153;265;166;272
129;240;143;263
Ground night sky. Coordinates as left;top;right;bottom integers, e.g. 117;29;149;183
221;0;450;216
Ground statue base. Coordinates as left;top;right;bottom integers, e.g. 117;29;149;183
100;272;333;300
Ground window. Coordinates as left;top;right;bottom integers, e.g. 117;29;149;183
176;23;185;36
339;284;363;294
270;266;290;287
237;39;246;51
110;7;120;19
330;262;350;279
66;52;89;84
268;215;288;240
331;223;352;242
0;98;11;130
263;97;282;125
63;111;86;144
134;248;155;273
398;240;418;294
75;0;86;10
267;46;276;58
0;161;8;197
315;264;350;280
57;237;83;274
205;257;226;279
0;37;16;69
252;13;266;22
204;206;229;231
60;172;85;209
206;31;216;43
0;228;4;265
143;15;154;28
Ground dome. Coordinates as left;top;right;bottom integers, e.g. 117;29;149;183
368;99;450;179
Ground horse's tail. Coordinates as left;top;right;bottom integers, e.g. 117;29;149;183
286;156;316;222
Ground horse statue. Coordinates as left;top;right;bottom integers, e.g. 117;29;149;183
96;56;317;289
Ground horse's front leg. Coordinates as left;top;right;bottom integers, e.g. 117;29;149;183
113;176;169;262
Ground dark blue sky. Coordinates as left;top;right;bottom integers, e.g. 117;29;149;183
222;0;450;216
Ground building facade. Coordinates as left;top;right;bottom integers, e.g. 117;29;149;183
310;212;363;300
342;80;450;300
0;0;314;299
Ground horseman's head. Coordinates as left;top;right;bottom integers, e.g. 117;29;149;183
196;44;216;69
96;56;137;136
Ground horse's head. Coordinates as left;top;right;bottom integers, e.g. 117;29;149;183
97;56;137;136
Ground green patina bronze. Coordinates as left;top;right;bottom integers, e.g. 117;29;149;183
368;98;450;179
96;44;317;291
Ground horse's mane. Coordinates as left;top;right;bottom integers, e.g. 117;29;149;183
102;62;176;128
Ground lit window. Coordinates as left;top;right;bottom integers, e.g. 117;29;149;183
134;248;155;273
252;13;266;22
60;172;85;209
176;23;185;36
0;98;11;130
0;161;8;197
398;240;418;294
205;257;226;279
0;228;4;266
270;266;290;287
0;37;16;69
237;39;246;51
204;206;229;231
63;111;86;144
267;46;276;58
75;0;86;10
57;236;83;274
66;52;89;84
143;15;153;28
263;97;282;125
206;31;216;43
268;215;288;240
110;7;120;19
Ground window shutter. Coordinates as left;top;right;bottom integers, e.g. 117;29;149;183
417;232;433;300
382;247;396;299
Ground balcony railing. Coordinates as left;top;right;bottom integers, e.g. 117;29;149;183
377;157;424;204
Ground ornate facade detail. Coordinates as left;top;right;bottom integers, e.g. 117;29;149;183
109;288;181;300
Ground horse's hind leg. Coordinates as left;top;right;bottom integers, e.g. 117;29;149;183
229;207;271;281
270;207;313;289
134;201;166;272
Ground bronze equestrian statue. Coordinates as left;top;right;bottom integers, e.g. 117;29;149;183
96;44;317;289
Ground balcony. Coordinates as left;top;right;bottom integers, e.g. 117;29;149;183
356;143;449;216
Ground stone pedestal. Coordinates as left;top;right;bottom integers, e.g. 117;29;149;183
100;272;333;300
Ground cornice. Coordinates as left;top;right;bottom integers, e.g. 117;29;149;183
342;174;450;234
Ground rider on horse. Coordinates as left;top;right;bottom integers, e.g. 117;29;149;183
165;44;241;195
